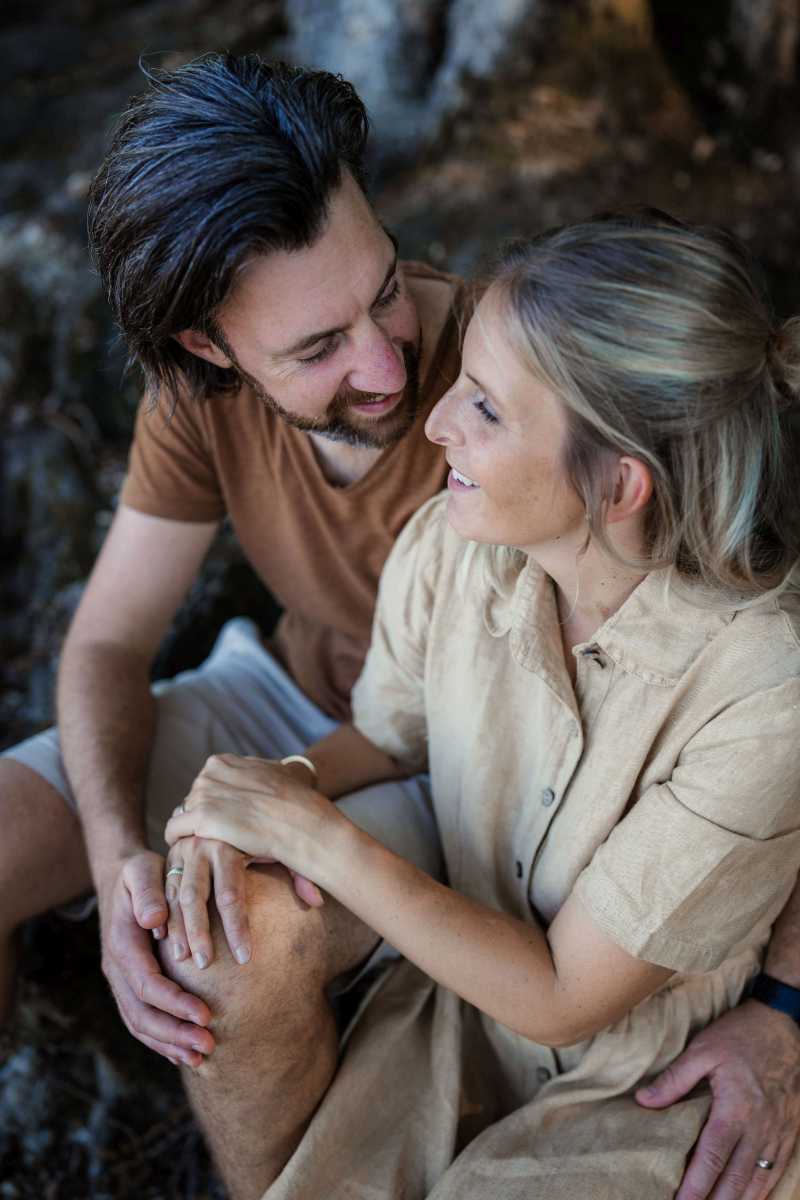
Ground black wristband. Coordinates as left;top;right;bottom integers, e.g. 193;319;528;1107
749;972;800;1024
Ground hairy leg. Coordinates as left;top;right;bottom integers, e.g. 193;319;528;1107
0;760;92;1022
160;863;378;1200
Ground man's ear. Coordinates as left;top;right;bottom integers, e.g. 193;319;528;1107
173;328;234;368
606;456;653;525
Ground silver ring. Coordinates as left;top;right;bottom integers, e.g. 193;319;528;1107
166;866;184;878
756;1158;775;1171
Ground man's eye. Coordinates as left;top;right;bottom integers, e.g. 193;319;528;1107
300;339;337;366
374;279;400;310
474;396;499;425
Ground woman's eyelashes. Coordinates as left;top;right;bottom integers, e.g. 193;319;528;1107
298;279;400;367
474;395;500;425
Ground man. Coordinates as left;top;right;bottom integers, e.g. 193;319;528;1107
1;52;799;1200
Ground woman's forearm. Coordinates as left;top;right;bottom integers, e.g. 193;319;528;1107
165;757;671;1044
324;823;566;1040
322;823;669;1046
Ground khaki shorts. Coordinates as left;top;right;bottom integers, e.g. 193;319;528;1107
3;618;443;957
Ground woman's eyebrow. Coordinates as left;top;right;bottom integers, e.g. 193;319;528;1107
466;372;504;411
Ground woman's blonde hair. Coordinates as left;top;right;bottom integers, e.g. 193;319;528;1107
490;209;800;603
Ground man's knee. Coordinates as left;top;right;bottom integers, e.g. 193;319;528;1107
159;864;333;1040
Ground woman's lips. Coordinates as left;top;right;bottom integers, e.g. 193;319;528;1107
448;466;480;490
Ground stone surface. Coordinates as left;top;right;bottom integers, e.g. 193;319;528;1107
285;0;552;165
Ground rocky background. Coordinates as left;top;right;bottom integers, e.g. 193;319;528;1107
2;0;800;1195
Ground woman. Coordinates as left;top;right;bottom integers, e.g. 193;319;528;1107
165;211;800;1199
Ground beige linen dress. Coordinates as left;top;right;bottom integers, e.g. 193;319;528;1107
266;493;800;1200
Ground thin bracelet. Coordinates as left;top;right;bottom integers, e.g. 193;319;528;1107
280;754;319;784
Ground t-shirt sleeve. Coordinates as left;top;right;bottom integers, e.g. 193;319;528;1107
119;395;226;522
351;493;448;772
573;677;800;973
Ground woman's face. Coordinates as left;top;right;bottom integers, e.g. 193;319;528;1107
425;288;587;554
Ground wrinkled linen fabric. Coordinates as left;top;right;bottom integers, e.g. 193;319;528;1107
264;492;800;1200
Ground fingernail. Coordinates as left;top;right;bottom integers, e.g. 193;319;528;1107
194;951;209;969
191;1042;206;1054
153;927;164;940
173;942;186;960
235;945;251;965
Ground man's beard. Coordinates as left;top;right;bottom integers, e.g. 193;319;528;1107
239;340;422;450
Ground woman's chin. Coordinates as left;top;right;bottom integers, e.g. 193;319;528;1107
444;499;496;545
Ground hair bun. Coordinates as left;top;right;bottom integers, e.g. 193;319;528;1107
765;324;799;410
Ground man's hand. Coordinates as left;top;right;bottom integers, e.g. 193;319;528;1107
98;850;215;1067
636;999;800;1199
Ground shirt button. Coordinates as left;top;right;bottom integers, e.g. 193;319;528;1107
536;1066;552;1083
541;787;556;806
581;643;605;667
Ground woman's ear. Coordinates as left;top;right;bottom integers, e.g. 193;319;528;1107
607;456;653;524
173;328;234;368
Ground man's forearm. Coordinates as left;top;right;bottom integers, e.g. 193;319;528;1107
57;639;156;892
763;874;800;987
304;723;409;800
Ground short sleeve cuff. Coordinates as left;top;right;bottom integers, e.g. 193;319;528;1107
119;473;226;523
572;810;800;973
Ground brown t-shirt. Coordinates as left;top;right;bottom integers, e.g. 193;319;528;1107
120;262;468;719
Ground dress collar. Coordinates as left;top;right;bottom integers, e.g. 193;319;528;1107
502;558;737;689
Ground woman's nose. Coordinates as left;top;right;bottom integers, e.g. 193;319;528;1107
425;387;461;446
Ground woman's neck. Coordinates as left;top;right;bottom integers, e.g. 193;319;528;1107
554;551;646;641
526;521;648;671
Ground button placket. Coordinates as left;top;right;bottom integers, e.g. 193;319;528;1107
575;645;615;727
522;736;582;904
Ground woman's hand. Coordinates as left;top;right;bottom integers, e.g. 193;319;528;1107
163;831;324;971
164;836;254;970
164;754;344;895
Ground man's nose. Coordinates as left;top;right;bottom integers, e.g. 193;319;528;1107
347;326;407;396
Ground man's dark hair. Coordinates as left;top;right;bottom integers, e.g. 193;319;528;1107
87;53;370;404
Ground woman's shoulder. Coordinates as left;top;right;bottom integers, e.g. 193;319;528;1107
390;491;464;573
682;588;800;729
379;492;482;623
724;589;800;671
599;570;800;712
775;589;800;651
